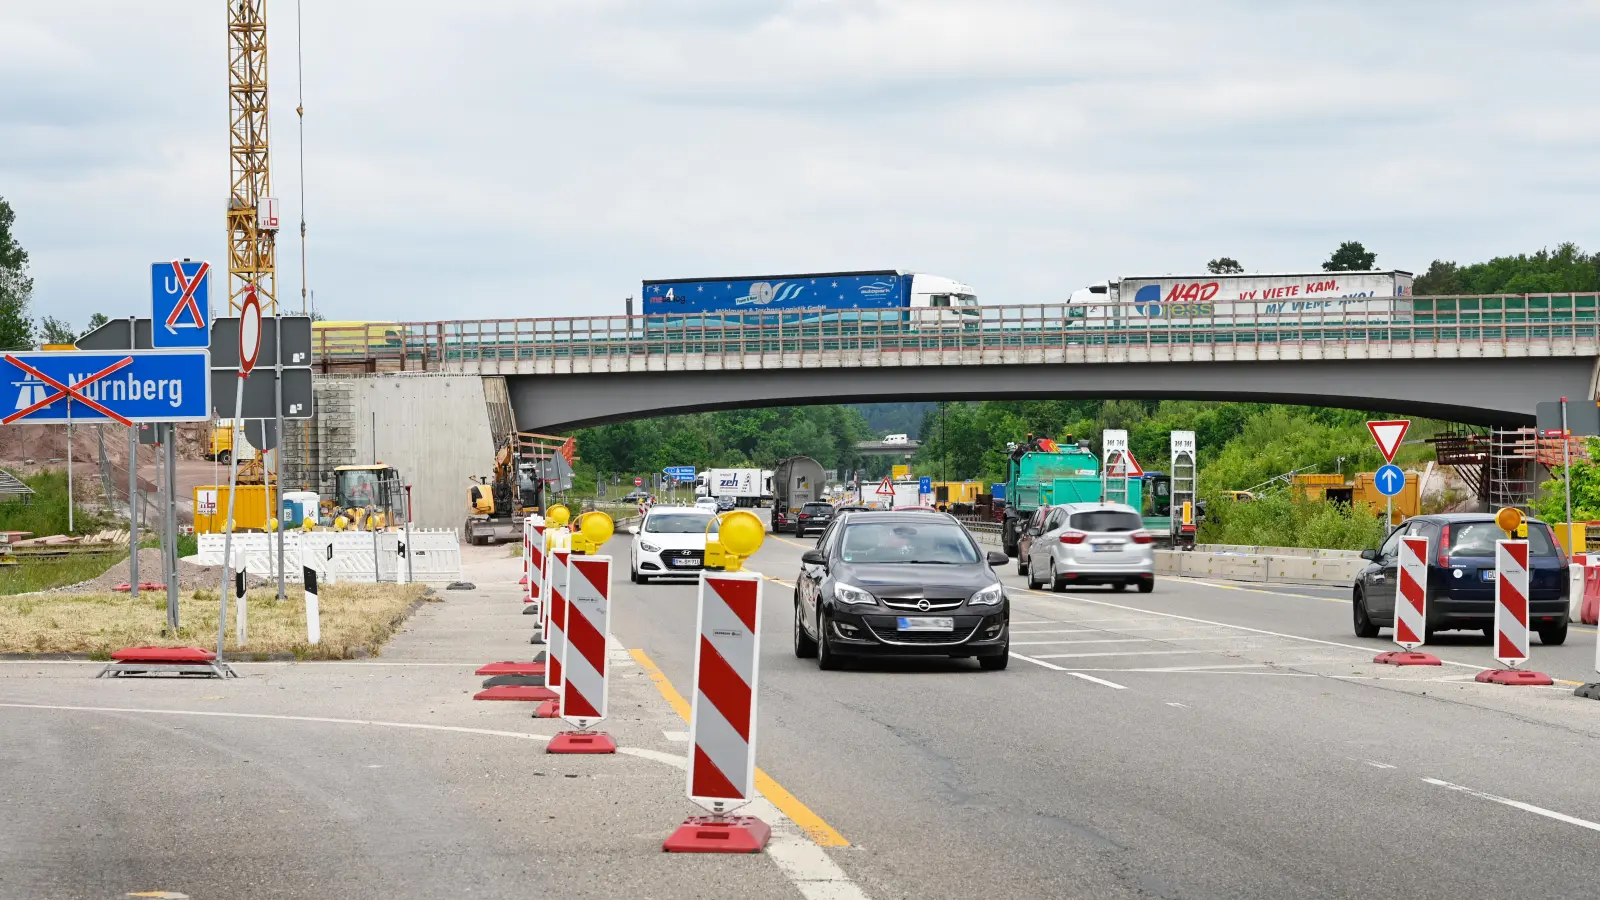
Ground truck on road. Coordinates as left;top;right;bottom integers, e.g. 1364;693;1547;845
708;468;765;508
1069;270;1414;327
771;456;826;533
641;271;978;323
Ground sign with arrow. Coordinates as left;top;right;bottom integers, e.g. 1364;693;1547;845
151;260;211;348
1375;463;1406;497
1366;419;1410;463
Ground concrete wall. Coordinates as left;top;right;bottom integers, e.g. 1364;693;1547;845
343;374;499;531
507;357;1598;432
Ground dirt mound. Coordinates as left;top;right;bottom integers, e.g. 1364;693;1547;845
49;547;271;594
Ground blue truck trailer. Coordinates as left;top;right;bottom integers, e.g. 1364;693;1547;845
641;270;977;322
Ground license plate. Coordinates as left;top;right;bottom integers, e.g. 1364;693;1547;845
672;558;699;567
897;616;954;632
1092;543;1122;553
1480;569;1495;582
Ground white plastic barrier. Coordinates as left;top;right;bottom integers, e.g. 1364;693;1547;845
193;530;462;584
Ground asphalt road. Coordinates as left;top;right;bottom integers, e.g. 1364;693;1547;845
617;527;1600;900
6;527;1600;899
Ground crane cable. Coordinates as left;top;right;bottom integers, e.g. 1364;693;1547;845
295;0;308;317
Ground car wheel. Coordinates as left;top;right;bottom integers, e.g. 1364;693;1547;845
630;567;639;584
1025;557;1042;589
1050;560;1067;593
1016;555;1029;577
1538;618;1569;646
1352;588;1380;638
1137;578;1154;594
794;599;818;658
817;611;843;671
218;450;231;465
1111;582;1127;592
979;631;1010;670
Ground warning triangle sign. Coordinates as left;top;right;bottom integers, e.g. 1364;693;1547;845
1367;420;1410;463
876;476;894;496
1106;450;1144;479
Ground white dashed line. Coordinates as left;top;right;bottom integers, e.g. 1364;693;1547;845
1423;778;1600;833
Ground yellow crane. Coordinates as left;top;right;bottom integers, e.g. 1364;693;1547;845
227;0;277;315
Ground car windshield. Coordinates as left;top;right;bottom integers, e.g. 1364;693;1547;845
645;513;716;534
839;522;978;564
1069;510;1142;533
1448;520;1559;556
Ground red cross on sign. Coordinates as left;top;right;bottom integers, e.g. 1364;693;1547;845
2;355;135;426
164;259;209;334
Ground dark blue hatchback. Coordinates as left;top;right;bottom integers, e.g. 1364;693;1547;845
1353;513;1570;643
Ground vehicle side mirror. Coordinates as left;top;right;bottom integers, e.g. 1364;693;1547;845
801;550;827;567
1360;548;1377;561
987;551;1010;567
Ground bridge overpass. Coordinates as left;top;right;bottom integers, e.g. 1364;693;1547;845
856;439;921;455
315;293;1600;430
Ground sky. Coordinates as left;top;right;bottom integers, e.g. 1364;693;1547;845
3;0;1598;331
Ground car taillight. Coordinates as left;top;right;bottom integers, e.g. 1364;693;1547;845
1437;524;1450;568
1059;531;1087;544
1131;531;1154;544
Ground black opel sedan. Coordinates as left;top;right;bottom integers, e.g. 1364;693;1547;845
794;511;1011;670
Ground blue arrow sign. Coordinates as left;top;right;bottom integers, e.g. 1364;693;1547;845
919;475;932;494
151;261;212;348
664;466;695;480
2;350;211;424
1375;464;1406;497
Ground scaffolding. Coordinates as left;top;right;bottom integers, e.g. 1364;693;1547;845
282;379;354;494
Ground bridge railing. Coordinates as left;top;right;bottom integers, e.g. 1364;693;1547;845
309;293;1600;371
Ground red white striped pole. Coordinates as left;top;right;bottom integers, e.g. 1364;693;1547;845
1477;538;1552;685
544;547;570;688
665;570;769;853
519;526;529;588
527;521;545;605
1376;536;1441;666
549;555;615;753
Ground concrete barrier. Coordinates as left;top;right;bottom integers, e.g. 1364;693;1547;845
1154;550;1364;587
1195;543;1363;559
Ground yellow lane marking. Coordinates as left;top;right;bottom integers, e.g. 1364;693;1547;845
628;648;850;848
1156;575;1345;604
768;534;813;550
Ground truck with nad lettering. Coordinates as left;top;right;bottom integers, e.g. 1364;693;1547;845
1067;270;1414;326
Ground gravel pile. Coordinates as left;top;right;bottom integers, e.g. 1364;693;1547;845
53;548;272;594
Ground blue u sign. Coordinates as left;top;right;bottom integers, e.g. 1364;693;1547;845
1375;464;1406;497
150;261;212;348
2;350;212;424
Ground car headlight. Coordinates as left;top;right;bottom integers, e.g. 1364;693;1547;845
969;583;1004;606
638;540;661;553
833;582;877;606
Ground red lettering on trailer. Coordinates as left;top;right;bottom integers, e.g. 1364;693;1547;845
1163;282;1220;303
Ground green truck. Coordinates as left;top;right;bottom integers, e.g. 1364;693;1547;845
1000;435;1193;554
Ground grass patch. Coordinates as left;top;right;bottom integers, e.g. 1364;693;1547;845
138;532;198;557
0;551;127;596
0;469;108;537
0;582;433;659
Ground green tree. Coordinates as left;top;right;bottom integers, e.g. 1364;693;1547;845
1413;243;1599;296
1207;257;1243;274
83;312;110;336
0;197;34;351
38;315;75;345
1323;240;1376;272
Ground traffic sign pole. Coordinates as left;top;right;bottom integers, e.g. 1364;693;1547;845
218;289;262;661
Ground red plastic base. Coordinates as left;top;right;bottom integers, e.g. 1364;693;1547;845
113;582;167;593
474;661;547;676
110;646;216;662
1475;668;1555;686
663;816;771;853
519;575;528;585
532;700;561;718
547;731;616;754
473;685;558;701
1374;651;1442;666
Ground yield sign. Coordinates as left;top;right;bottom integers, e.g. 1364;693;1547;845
876;476;894;496
1367;420;1410;463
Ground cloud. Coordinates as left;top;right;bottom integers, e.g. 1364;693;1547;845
3;0;1597;331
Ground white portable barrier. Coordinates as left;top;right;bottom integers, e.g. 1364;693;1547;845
194;530;462;584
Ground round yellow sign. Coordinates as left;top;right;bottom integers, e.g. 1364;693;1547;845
577;510;615;545
718;510;766;558
546;504;571;528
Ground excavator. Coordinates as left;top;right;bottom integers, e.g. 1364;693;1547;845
464;433;576;545
325;463;404;531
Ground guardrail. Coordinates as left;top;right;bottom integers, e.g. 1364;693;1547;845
308;293;1600;373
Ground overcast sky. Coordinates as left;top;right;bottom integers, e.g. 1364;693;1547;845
3;0;1597;330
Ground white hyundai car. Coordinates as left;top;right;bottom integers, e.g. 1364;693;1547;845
630;507;718;583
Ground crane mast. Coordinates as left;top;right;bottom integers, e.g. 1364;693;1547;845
227;0;276;315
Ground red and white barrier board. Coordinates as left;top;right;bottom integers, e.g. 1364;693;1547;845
1495;539;1530;667
1395;536;1429;649
546;548;570;692
561;556;611;728
686;571;762;814
527;522;546;603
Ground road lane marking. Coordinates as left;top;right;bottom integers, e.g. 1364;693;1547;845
627;647;850;849
1161;577;1348;604
663;730;689;742
1032;650;1213;659
1423;778;1600;833
0;702;559;742
1007;629;1097;635
1010;638;1151;645
1008;652;1128;689
1166;702;1187;708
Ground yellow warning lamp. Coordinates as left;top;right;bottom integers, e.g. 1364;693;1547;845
266;517;279;533
705;510;765;572
333;515;349;531
546;504;571;529
570;511;615;555
1495;506;1525;538
300;517;317;532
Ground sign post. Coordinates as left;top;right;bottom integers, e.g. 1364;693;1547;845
1367;420;1410;527
218;288;262;662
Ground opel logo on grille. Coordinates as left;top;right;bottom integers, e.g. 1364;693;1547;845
916;599;931;611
